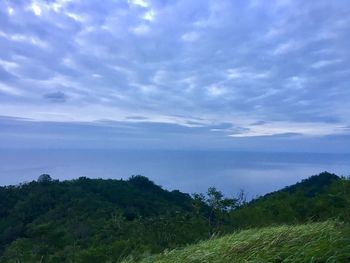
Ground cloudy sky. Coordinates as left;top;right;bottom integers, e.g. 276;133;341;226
1;0;350;151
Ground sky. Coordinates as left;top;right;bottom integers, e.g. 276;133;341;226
0;0;350;190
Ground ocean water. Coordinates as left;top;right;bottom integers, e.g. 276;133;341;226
0;149;349;197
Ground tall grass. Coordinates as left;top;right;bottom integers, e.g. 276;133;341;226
123;221;350;263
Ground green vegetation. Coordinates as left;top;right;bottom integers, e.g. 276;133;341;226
128;221;350;263
230;172;350;228
0;172;349;262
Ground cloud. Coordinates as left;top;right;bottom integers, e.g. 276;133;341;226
142;9;155;21
131;24;150;35
226;68;271;80
30;2;42;16
0;83;22;96
128;0;149;8
0;116;349;153
285;76;306;90
0;0;349;144
0;59;20;74
311;59;342;69
125;116;149;120
7;7;14;16
181;32;200;42
229;121;347;138
206;85;226;97
43;91;68;103
273;40;300;55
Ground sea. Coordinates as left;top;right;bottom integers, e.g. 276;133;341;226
1;149;349;198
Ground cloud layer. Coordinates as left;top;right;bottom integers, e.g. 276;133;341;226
0;0;350;141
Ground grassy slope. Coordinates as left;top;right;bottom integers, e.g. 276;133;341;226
126;221;350;263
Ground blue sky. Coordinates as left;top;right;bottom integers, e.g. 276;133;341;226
0;0;350;152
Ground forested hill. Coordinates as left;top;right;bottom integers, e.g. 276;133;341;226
0;175;195;252
261;171;340;198
230;172;350;228
1;175;210;262
0;174;194;219
0;172;349;262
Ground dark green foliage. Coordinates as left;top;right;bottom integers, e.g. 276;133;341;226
229;172;350;228
0;172;349;262
0;176;214;263
37;174;53;183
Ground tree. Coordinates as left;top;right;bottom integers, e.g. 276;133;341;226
206;187;237;233
206;187;236;213
37;174;52;183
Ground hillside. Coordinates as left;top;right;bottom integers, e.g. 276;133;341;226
229;172;350;228
128;221;350;263
0;175;210;262
0;172;349;262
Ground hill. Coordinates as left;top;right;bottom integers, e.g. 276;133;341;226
0;175;211;262
229;172;350;228
127;221;350;263
0;172;349;262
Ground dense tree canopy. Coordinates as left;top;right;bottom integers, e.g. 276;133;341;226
0;172;349;262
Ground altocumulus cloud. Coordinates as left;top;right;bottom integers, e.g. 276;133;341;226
0;0;350;146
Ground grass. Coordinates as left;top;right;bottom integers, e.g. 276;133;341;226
123;221;350;263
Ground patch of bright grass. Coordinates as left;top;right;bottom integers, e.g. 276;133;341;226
123;221;350;263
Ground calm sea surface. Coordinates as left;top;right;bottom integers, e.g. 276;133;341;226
1;149;349;197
